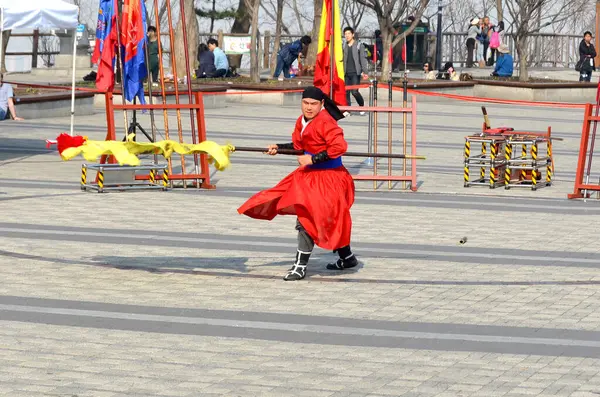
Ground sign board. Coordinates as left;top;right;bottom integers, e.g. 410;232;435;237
76;24;85;40
223;36;252;54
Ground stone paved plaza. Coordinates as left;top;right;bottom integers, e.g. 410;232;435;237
1;93;600;397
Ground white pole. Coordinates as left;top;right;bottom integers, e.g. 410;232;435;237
70;29;77;136
1;8;4;74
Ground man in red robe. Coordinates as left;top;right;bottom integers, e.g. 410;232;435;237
237;86;358;281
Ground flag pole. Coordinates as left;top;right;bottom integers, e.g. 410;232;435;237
402;38;408;190
113;0;129;140
177;0;201;188
329;0;334;100
164;0;187;183
152;0;173;176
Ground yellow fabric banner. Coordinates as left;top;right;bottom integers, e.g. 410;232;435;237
60;139;233;171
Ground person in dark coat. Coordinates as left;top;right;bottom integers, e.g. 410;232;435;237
196;43;216;78
579;31;597;82
274;35;312;79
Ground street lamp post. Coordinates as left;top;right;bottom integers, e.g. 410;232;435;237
435;0;443;70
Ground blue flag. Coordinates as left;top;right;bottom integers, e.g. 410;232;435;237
121;0;148;103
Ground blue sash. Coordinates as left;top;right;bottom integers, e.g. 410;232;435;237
305;151;343;170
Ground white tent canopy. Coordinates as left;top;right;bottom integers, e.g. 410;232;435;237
0;0;79;30
1;0;79;133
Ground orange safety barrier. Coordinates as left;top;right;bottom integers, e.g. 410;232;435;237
569;103;600;199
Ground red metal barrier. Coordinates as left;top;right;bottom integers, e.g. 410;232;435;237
569;104;600;199
102;90;215;189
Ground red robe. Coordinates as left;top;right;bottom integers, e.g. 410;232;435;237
237;110;355;250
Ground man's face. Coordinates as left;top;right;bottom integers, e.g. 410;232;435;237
147;30;155;39
208;43;216;51
301;98;323;120
344;30;354;43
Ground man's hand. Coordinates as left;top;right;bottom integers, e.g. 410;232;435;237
297;154;313;166
13;116;24;121
361;73;368;80
266;144;278;155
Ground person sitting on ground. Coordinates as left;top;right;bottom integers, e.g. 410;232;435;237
437;62;460;81
274;35;312;79
423;62;436;80
491;44;513;77
0;74;24;121
207;38;229;78
196;43;216;78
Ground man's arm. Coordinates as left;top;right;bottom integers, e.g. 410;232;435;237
7;97;23;121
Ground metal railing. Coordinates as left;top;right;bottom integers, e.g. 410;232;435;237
3;30;584;71
441;32;581;68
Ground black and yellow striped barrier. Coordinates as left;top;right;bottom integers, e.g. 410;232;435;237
504;143;512;187
97;169;105;192
80;165;87;190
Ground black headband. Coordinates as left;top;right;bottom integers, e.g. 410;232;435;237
302;86;345;121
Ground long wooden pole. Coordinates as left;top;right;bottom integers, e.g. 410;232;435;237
232;146;425;160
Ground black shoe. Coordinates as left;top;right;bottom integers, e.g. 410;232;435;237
283;264;307;281
326;254;359;270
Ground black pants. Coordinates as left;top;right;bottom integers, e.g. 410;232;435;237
466;38;475;68
488;49;496;66
580;69;593;82
345;73;364;107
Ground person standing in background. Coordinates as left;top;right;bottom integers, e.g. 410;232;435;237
146;26;160;85
342;27;368;115
466;18;480;68
578;31;597;82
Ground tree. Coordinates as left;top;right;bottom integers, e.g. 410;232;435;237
195;1;237;33
1;30;10;73
269;0;285;74
246;0;261;82
496;0;503;22
505;0;587;81
229;0;252;69
304;0;323;68
173;0;200;77
355;0;431;80
341;0;367;33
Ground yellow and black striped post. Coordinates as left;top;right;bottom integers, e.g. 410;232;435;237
531;142;538;189
480;142;486;181
162;169;170;188
504;143;512;188
464;139;471;186
97;169;104;192
520;144;527;181
149;169;156;185
546;141;552;185
80;165;87;190
490;143;498;188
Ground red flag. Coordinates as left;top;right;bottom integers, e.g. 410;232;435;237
94;0;118;91
373;43;377;64
400;41;406;62
120;0;147;103
313;0;346;106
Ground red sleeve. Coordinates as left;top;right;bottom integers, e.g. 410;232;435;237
292;117;303;150
322;117;348;158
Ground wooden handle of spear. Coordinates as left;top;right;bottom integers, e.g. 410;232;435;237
231;146;426;160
